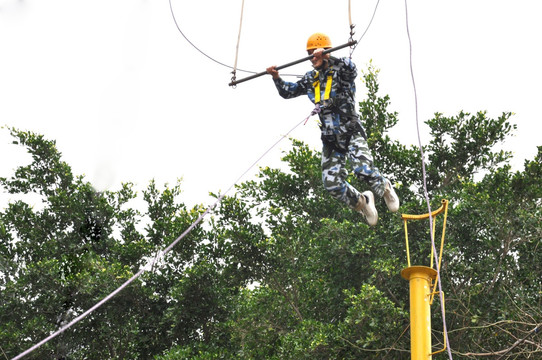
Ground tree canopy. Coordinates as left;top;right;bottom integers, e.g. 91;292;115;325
1;65;540;359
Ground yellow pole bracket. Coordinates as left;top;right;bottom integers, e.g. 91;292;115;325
402;199;449;272
429;291;447;357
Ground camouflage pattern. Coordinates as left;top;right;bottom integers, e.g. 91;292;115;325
272;56;387;208
321;133;387;209
273;56;359;144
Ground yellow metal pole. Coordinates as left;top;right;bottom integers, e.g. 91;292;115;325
401;266;437;360
401;199;449;359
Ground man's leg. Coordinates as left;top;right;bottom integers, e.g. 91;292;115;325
347;133;387;197
321;144;379;225
348;133;400;212
321;144;360;209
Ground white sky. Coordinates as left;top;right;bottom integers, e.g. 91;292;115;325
1;0;540;208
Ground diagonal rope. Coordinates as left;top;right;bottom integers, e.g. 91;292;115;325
404;1;453;359
11;108;317;360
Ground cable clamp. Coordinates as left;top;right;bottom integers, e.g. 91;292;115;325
230;70;237;89
349;24;356;58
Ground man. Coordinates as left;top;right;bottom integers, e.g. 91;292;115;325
266;33;399;226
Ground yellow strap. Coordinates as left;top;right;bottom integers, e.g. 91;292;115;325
313;71;320;103
313;71;333;104
324;75;333;100
313;80;321;103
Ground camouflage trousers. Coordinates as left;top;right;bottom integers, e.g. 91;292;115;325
321;132;387;209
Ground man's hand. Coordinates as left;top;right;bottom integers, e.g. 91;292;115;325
266;65;279;80
310;48;330;69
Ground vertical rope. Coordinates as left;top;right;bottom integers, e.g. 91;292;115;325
231;0;246;86
348;0;355;58
348;0;353;27
349;0;380;56
404;1;453;359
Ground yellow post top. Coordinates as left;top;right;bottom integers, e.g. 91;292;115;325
401;199;449;269
401;199;449;221
401;265;437;281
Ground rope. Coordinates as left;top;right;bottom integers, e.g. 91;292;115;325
168;0;300;78
349;0;381;56
167;0;255;75
231;0;246;85
348;0;353;27
348;0;355;58
304;104;321;125
404;1;453;359
11;107;317;360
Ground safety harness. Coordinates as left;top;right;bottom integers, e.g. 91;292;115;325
312;69;333;104
313;67;365;153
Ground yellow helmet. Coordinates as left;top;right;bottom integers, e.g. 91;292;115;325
306;33;332;50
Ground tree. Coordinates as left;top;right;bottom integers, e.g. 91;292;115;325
2;64;540;359
159;65;540;359
0;128;221;359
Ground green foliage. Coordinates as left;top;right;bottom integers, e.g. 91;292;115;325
426;110;515;193
1;64;540;359
0;127;216;359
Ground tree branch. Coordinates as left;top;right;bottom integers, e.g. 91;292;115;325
270;276;304;322
495;323;541;359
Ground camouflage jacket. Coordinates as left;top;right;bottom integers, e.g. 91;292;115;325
273;56;363;148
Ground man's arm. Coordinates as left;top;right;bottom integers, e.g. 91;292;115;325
266;65;308;99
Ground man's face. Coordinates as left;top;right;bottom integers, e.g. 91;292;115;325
308;49;324;69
